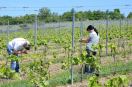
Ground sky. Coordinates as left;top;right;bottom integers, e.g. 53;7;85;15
0;0;132;17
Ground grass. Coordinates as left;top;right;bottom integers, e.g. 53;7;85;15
49;70;86;87
1;60;132;87
0;80;32;87
100;60;132;76
0;70;86;87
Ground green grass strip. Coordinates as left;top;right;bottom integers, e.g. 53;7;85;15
0;80;32;87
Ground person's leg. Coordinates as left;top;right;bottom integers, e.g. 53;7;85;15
7;47;16;70
90;51;97;73
11;60;16;70
7;47;12;55
85;49;92;73
86;49;91;57
85;49;98;73
15;61;19;72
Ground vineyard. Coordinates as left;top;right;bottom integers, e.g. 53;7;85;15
0;19;132;87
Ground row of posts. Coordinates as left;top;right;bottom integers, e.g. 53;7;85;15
2;8;131;85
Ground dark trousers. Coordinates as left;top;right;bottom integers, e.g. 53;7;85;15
84;49;97;73
86;49;97;57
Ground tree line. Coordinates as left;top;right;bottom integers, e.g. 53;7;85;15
0;8;132;25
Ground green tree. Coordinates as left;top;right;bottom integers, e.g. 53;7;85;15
51;12;59;22
62;11;72;21
38;7;52;22
108;9;124;19
85;10;94;20
93;10;105;20
127;12;132;18
23;14;35;23
75;11;83;21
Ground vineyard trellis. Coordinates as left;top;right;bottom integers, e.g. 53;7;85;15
0;10;132;87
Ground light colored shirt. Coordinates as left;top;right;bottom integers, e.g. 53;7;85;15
7;38;30;51
86;30;99;51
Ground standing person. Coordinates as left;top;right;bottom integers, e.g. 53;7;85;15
80;25;99;57
80;25;99;73
7;38;31;72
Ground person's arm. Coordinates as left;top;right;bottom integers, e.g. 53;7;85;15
13;43;28;55
12;50;22;55
13;49;28;55
80;38;90;43
21;50;28;54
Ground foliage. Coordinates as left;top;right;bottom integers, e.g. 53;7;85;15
0;64;20;80
61;51;100;74
0;54;22;79
0;80;32;87
7;55;21;61
105;75;129;87
0;8;129;25
127;12;132;18
28;59;51;87
87;75;102;87
0;19;131;87
88;75;129;87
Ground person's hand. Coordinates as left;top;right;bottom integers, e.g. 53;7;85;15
79;39;82;42
13;51;21;55
22;50;28;54
17;51;22;54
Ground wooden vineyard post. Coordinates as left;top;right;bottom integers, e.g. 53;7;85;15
6;20;10;66
80;20;83;82
71;8;75;85
59;16;61;34
118;19;122;50
7;20;10;44
34;14;38;51
106;14;109;56
119;19;122;38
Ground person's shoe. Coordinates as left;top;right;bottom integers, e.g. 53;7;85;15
84;65;95;74
92;52;97;56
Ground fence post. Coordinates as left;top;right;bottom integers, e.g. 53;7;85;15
7;20;10;43
106;15;109;56
71;8;75;85
34;14;38;51
80;19;83;82
59;16;61;34
6;20;10;66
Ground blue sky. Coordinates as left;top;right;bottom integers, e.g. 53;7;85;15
0;0;132;17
